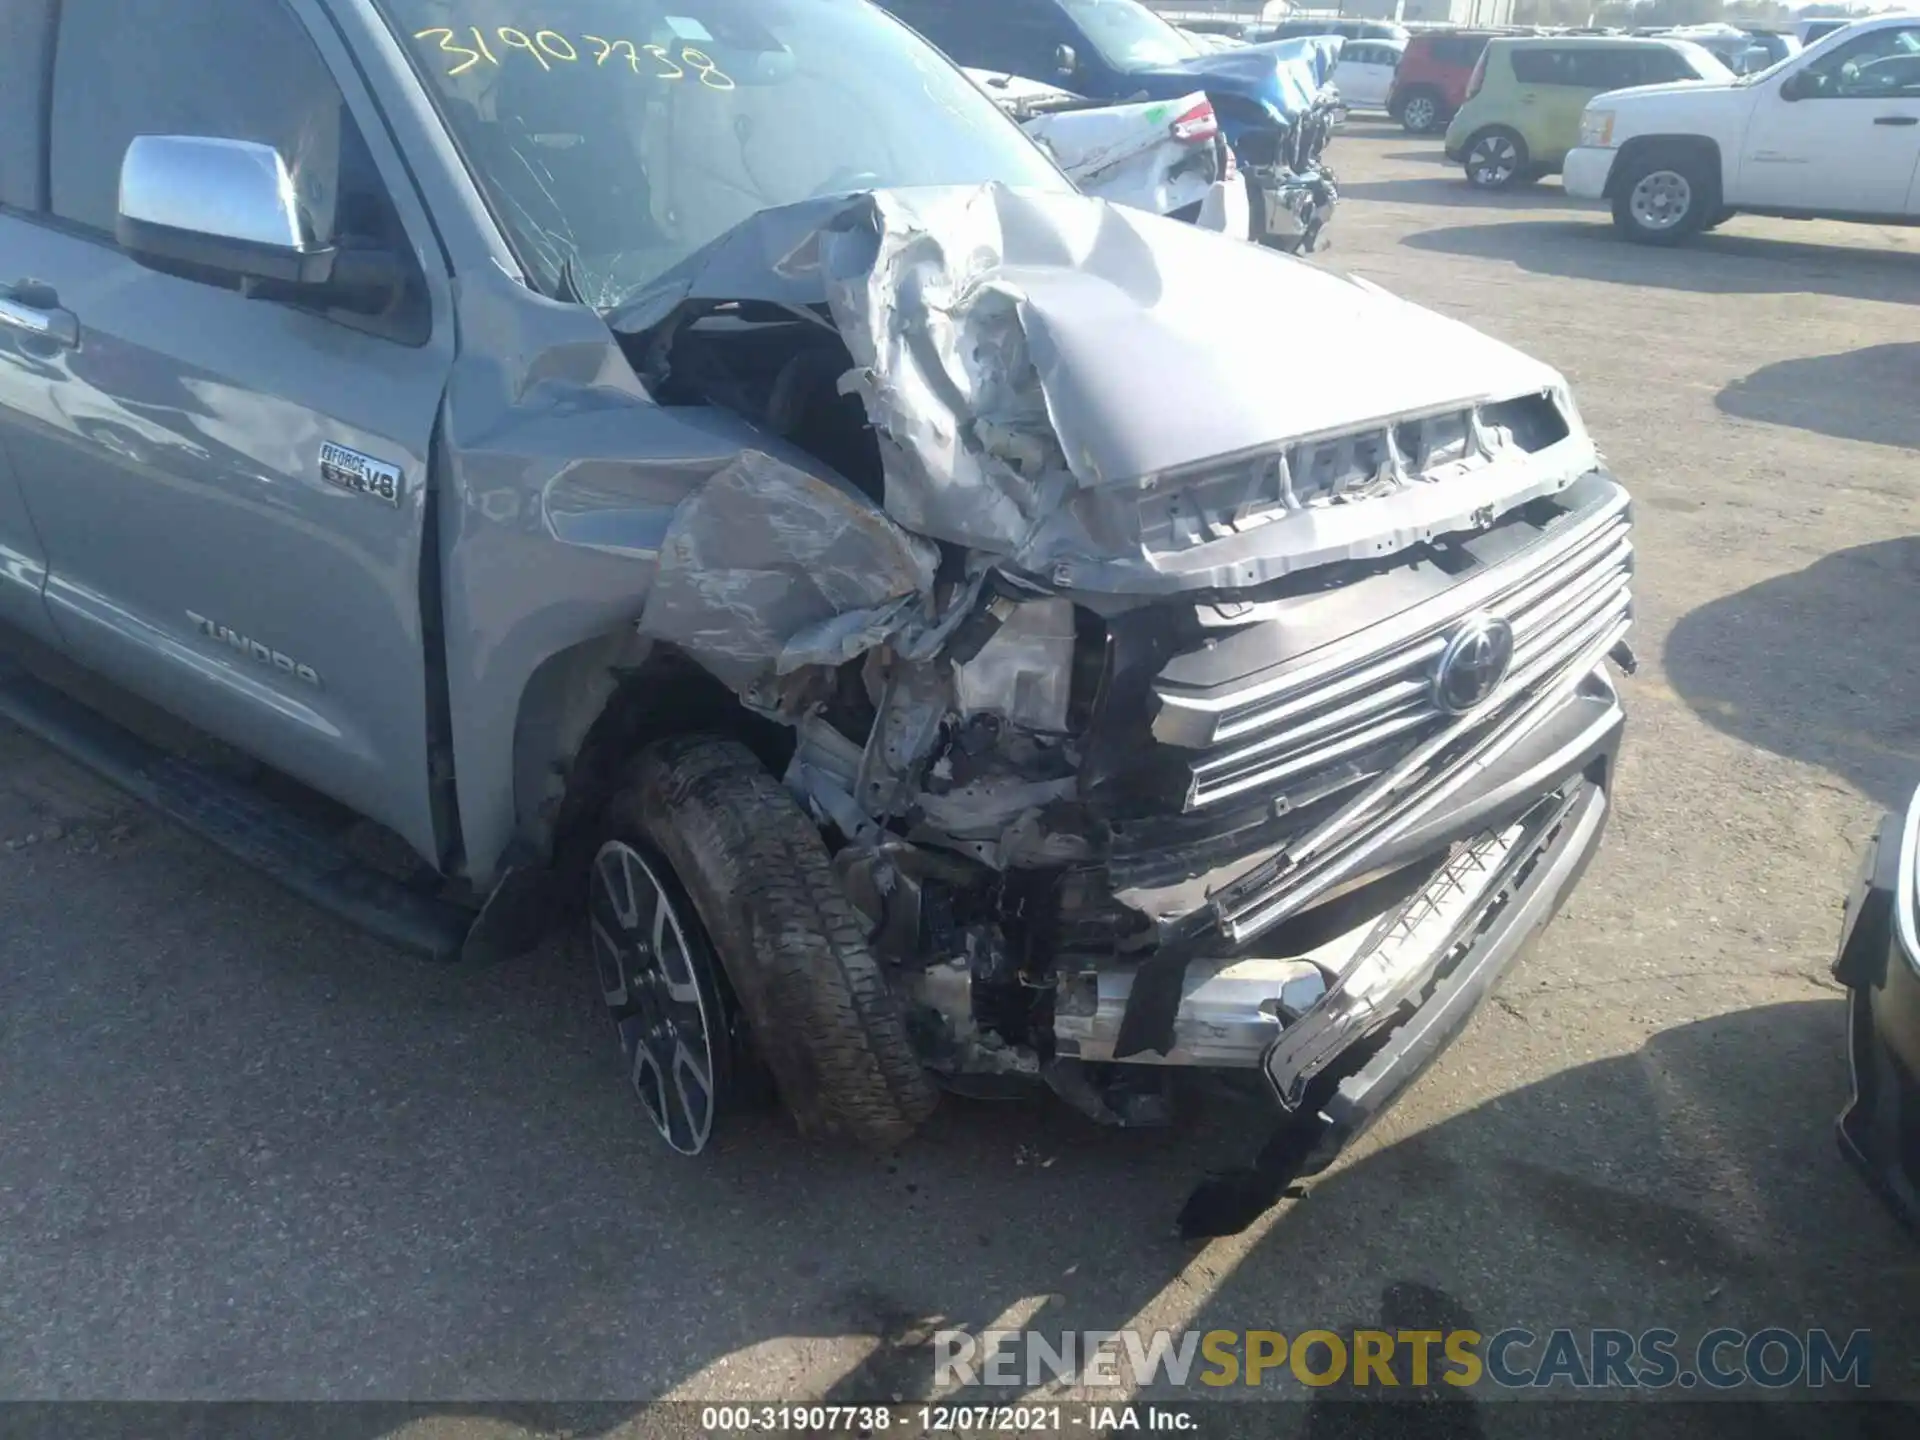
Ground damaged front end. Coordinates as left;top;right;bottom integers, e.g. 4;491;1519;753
616;184;1630;1229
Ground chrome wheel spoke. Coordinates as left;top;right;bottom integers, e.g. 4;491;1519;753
590;839;724;1157
590;916;629;1007
1630;170;1690;230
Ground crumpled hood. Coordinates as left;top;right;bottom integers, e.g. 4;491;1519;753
1127;36;1343;124
619;184;1560;489
620;182;1596;604
822;185;1563;489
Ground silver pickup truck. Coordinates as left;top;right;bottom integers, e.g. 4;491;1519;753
0;0;1632;1234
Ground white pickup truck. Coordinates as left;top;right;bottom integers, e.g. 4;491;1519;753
1563;13;1920;243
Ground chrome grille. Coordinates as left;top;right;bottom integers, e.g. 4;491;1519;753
1157;488;1632;815
1140;482;1632;949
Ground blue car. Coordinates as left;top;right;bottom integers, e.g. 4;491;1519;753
878;0;1342;251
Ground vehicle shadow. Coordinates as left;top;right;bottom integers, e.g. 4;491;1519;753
1402;221;1920;304
1338;177;1597;211
1717;345;1920;453
1164;1001;1920;1424
1665;537;1920;812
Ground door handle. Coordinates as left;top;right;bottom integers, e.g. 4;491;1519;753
0;282;79;349
1873;115;1919;126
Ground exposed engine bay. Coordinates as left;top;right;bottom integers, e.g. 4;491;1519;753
611;184;1629;1212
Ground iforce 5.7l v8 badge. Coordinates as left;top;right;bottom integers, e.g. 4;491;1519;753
319;441;403;507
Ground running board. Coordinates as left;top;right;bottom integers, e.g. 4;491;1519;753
0;658;474;961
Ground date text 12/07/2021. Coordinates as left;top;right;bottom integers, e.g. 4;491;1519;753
698;1406;1195;1433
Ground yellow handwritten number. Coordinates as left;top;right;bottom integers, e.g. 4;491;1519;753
497;27;549;69
469;26;498;64
680;46;735;90
535;30;578;62
413;27;483;76
642;43;685;80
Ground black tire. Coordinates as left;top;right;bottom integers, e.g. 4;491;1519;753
1462;127;1529;191
602;735;937;1149
1610;148;1716;245
1397;89;1443;134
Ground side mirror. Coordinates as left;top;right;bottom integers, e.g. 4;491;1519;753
1741;46;1771;73
116;135;399;309
1054;43;1078;78
1778;70;1808;101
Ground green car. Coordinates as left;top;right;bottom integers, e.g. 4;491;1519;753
1444;36;1731;190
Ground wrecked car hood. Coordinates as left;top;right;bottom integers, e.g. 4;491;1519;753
830;188;1563;488
1126;36;1344;124
620;183;1596;611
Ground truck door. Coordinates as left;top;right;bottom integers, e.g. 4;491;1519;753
0;0;60;648
1740;23;1920;215
0;0;456;866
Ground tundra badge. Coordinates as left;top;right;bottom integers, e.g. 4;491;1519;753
186;612;322;687
319;441;403;506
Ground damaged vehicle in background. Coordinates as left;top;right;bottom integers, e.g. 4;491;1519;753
968;71;1250;238
0;0;1631;1236
880;0;1343;252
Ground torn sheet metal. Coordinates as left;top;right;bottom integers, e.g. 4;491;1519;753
614;184;1598;597
635;449;937;692
1017;89;1216;208
818;184;1600;593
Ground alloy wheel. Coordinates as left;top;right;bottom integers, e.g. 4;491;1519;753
1629;169;1692;232
1402;95;1436;132
589;839;724;1154
1467;133;1520;188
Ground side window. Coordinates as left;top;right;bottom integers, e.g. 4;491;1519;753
1443;36;1491;68
1639;48;1703;85
49;0;395;251
1801;26;1920;98
890;0;1067;79
1562;49;1645;91
1510;49;1568;86
0;0;56;210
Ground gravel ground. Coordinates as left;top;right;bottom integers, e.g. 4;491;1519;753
1;124;1918;1429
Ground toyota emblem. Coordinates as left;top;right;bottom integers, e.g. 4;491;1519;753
1433;614;1515;715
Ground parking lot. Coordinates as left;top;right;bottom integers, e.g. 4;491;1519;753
2;121;1918;1421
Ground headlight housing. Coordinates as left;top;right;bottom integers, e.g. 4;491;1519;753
1580;109;1616;148
951;598;1078;733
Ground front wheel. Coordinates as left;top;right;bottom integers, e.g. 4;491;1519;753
1398;91;1442;134
1463;128;1530;191
1611;151;1715;245
587;737;937;1155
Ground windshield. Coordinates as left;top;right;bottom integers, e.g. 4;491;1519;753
1057;0;1198;72
376;0;1068;309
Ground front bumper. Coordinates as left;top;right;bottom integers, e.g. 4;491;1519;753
1561;146;1617;201
1173;757;1614;1238
1191;174;1254;243
1248;167;1337;252
1834;785;1920;1230
1059;668;1618;1088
